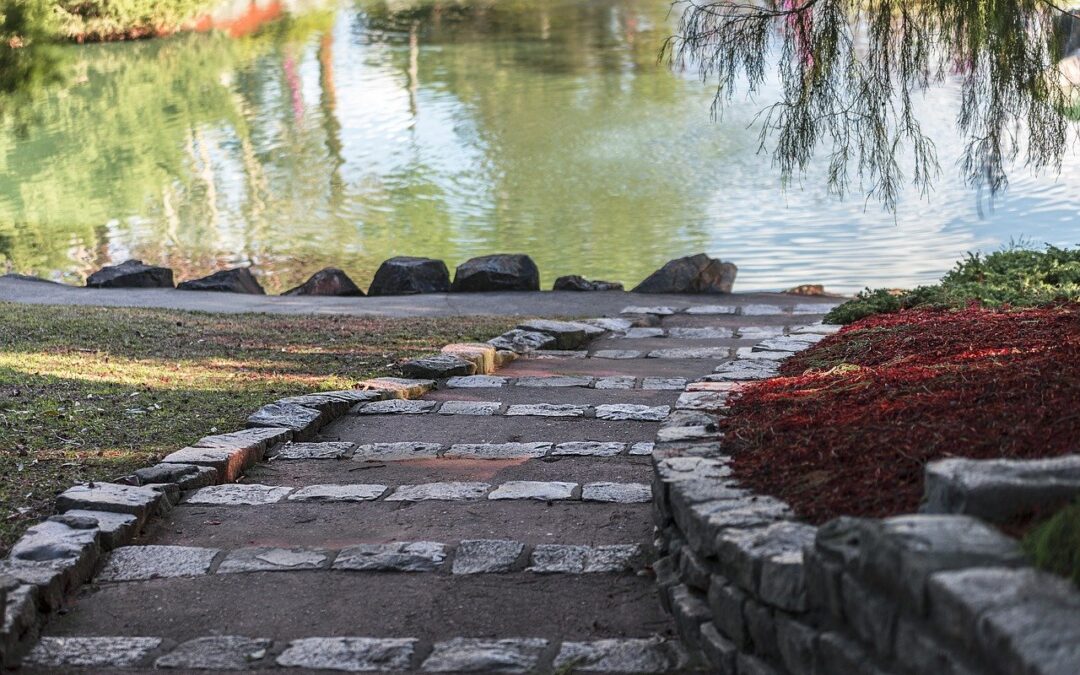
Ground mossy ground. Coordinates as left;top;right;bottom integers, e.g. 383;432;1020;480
0;302;516;555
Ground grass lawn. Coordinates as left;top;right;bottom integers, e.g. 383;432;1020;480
0;302;517;555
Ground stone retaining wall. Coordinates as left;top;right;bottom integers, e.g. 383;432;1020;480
652;331;1080;675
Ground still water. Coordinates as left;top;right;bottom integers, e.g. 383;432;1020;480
2;0;1079;294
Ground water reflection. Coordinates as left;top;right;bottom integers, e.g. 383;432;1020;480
1;0;1078;293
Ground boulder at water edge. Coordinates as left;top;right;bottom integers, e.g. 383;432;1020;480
177;268;265;294
452;254;540;292
85;260;174;289
631;253;737;294
283;268;364;297
552;275;623;292
368;257;451;295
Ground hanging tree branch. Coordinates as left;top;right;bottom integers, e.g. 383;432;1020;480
663;0;1080;211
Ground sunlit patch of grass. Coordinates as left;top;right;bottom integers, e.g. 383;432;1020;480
0;302;517;554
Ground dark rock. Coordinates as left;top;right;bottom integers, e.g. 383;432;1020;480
86;260;174;289
401;354;476;379
178;268;265;294
452;254;540;292
553;275;623;292
283;268;363;297
368;257;451;295
632;253;737;294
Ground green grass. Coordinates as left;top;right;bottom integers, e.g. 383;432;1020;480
825;244;1080;324
0;302;517;555
1024;501;1080;588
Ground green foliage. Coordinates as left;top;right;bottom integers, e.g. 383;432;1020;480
0;0;66;94
665;0;1080;210
825;245;1080;323
1024;500;1080;588
53;0;217;40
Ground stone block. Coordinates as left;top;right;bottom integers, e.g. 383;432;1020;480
367;256;451;295
333;542;447;572
515;375;595;388
488;329;557;353
134;463;219;490
582;482;651;503
700;622;738;675
553;638;689;672
803;548;845;622
857;514;1026;613
841;572;896;657
737;653;782;675
624;327;665;338
421;637;548;672
53;510;138;550
273;442;355;460
678;548;712;591
711;359;780;381
246;402;324;440
9;520;101;591
976;591;1080;675
593;349;644;359
488;481;576;501
921;455;1080;522
445;443;550;459
195;426;292;454
274;392;357;418
596;376;638;389
715;521;816;598
357;377;435;399
1;585;42;668
775;614;819;675
354;442;442;461
402;354;476;379
670;584;712;652
680;497;791;556
0;561;68;611
276;638;416;671
676;391;729;411
553;442;625;457
286;484;388;502
528;544;641;573
386;482;490;501
184;483;293;505
621;305;677;315
709;576;750;648
893;617;979;675
584;317;636;331
445;375;508;388
23;636;162;669
595;404;670;421
642;377;688;390
649;347;731;359
629;442;655;455
451;540;525;574
518;319;603;349
55;482;162;522
684;305;738;315
98;545;218;581
437;400;502;416
505;403;587;417
452;254;540;292
670;326;734;338
156;636;272;670
816;631;889;675
217;547;333;574
442;342;499;374
354;399;437;415
744;597;778;660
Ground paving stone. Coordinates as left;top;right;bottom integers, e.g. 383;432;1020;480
793;302;841;314
386;482;491;501
276;638;417;671
0;560;69;612
445;375;508;388
55;510;138;550
277;390;382;414
582;482;652;503
488;329;557;353
451;540;525;574
98;545;218;581
333;542;447;572
741;304;788;315
711;359;780;380
623;327;665;338
593;349;645;359
583;317;636;331
24;637;162;668
185;484;293;506
422;637;548;672
488;481;577;501
699;622;737;674
217;547;333;574
683;305;737;315
531;350;588;359
753;335;824;352
355;399;437;415
735;347;794;360
445;443;551;459
246;402;324;438
55;482;163;520
648;347;730;359
922;455;1080;522
156;636;271;670
973;586;1080;675
737;326;787;339
518;319;602;350
273;442;355;460
505;403;588;417
358;377;435;398
675;391;729;411
552;442;625;457
595;404;670;421
529;544;642;573
134;463;219;490
554;638;689;672
642;377;688;390
514;375;594;388
402;354;476;379
194;426;293;453
594;376;636;389
438;400;502;416
9;520;99;574
628;442;655;455
161;447;248;483
287;484;388;502
442;343;500;374
668;326;734;338
354;442;442;461
685;380;739;392
621;305;676;315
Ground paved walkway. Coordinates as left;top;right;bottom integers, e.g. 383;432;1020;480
21;300;838;673
0;274;838;317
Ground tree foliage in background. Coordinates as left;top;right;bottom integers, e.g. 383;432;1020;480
0;0;64;94
665;0;1080;209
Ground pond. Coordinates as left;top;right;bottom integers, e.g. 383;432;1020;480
2;0;1078;294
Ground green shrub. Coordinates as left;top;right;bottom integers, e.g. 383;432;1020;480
1024;501;1080;588
825;244;1080;324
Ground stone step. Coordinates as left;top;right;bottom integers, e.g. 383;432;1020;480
24;634;695;673
268;440;656;461
443;374;693;391
497;356;731;379
350;399;672;421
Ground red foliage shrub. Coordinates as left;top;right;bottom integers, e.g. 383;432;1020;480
726;305;1080;523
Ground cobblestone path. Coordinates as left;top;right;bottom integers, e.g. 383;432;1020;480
21;299;838;673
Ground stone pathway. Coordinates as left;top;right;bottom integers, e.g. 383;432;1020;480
18;299;838;673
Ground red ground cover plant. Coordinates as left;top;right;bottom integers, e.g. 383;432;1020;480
725;305;1080;523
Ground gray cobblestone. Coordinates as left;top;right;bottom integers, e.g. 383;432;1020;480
445;375;507;388
594;376;636;389
505;403;587;417
437;400;501;416
24;637;161;668
642;377;688;390
488;481;576;501
582;482;651;503
451;540;524;574
446;443;551;459
529;544;641;573
184;484;293;506
593;349;644;359
98;545;218;581
287;484;388;502
422;637;548;672
156;636;271;670
354;442;441;461
355;399;437;415
386;482;490;501
553;442;625;457
273;442;355;460
333;542;447;572
595;404;669;421
276;637;416;671
514;375;594;388
554;638;689;673
217;547;332;574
